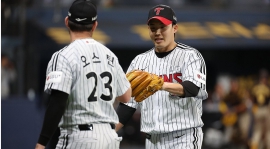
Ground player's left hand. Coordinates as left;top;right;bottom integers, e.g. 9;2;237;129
35;143;45;149
126;70;164;102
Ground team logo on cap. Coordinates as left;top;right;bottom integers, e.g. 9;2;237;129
92;15;97;21
173;16;177;21
76;18;87;22
154;7;164;15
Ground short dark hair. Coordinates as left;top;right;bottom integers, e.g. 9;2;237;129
68;20;95;32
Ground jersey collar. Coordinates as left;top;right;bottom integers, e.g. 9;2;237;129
155;48;174;58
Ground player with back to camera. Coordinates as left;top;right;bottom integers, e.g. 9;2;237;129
35;0;132;149
116;4;208;149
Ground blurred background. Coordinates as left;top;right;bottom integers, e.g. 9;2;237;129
1;0;270;149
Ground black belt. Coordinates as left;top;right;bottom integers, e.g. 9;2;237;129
78;123;115;131
146;133;151;139
145;133;184;140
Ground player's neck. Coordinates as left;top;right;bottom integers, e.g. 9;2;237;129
70;31;93;42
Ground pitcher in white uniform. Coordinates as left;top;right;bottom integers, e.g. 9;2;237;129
116;4;208;149
35;0;131;149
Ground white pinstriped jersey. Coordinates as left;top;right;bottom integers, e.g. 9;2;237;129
44;38;130;131
125;43;208;134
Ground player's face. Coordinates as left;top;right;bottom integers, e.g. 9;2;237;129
148;19;177;52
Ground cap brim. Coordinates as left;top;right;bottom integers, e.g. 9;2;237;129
148;16;172;25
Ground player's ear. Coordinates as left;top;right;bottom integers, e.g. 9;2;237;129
173;23;178;33
65;17;70;29
92;21;98;32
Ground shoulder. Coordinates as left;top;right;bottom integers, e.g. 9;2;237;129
133;48;154;60
50;46;69;59
176;42;198;53
175;42;203;57
47;44;77;66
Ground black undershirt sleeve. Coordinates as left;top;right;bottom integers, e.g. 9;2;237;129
181;81;200;97
38;90;68;146
116;103;136;126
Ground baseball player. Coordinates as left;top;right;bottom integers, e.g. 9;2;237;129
116;4;208;149
35;0;131;149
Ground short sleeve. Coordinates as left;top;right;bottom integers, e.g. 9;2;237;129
182;51;208;99
44;52;72;94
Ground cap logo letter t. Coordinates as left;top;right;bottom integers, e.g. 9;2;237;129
154;7;164;15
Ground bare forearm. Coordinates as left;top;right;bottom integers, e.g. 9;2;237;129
35;143;45;149
161;82;184;96
115;123;124;132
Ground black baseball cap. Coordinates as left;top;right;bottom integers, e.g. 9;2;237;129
68;0;97;25
147;4;177;25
